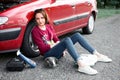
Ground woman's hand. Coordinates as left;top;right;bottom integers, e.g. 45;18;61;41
49;41;60;48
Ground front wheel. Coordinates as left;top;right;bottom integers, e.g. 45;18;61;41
82;14;95;34
20;20;40;58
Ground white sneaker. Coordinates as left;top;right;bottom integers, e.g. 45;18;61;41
96;54;112;62
94;51;112;63
80;54;98;66
78;66;98;75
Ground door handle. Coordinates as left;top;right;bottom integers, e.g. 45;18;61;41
71;5;75;8
85;1;91;6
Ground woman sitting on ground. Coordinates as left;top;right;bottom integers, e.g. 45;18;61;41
32;9;112;75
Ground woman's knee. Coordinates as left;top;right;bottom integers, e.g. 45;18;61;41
63;37;72;44
64;37;71;42
74;32;82;37
71;32;82;40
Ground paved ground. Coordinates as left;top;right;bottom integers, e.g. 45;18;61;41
0;14;120;80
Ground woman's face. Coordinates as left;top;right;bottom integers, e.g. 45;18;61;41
35;13;46;27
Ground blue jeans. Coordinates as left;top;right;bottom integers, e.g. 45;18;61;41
44;33;95;61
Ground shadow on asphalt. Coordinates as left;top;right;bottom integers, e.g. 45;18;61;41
0;52;17;59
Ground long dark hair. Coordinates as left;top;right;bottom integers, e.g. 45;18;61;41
33;9;49;24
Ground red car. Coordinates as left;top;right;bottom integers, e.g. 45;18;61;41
0;0;98;57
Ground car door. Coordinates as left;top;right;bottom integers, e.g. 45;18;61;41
73;0;93;28
45;0;76;36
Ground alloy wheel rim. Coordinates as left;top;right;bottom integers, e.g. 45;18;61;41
88;15;94;32
29;33;39;52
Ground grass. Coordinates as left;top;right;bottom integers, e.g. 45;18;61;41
97;8;120;19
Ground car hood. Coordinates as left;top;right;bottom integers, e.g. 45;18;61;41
0;0;31;12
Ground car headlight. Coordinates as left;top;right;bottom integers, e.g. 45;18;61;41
0;17;8;25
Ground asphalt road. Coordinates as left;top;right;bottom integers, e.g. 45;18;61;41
0;14;120;80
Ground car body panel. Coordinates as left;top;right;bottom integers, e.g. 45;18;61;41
45;1;75;36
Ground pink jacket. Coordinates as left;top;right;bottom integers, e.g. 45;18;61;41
32;24;59;55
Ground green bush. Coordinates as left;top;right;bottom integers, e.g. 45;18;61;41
97;0;120;9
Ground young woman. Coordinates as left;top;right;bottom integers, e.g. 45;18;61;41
32;9;112;75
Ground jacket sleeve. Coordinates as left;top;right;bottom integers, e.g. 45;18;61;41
32;27;50;55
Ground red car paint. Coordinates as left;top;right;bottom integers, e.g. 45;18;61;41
0;0;97;56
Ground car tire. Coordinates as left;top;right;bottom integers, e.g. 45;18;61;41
20;20;40;58
82;14;95;34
